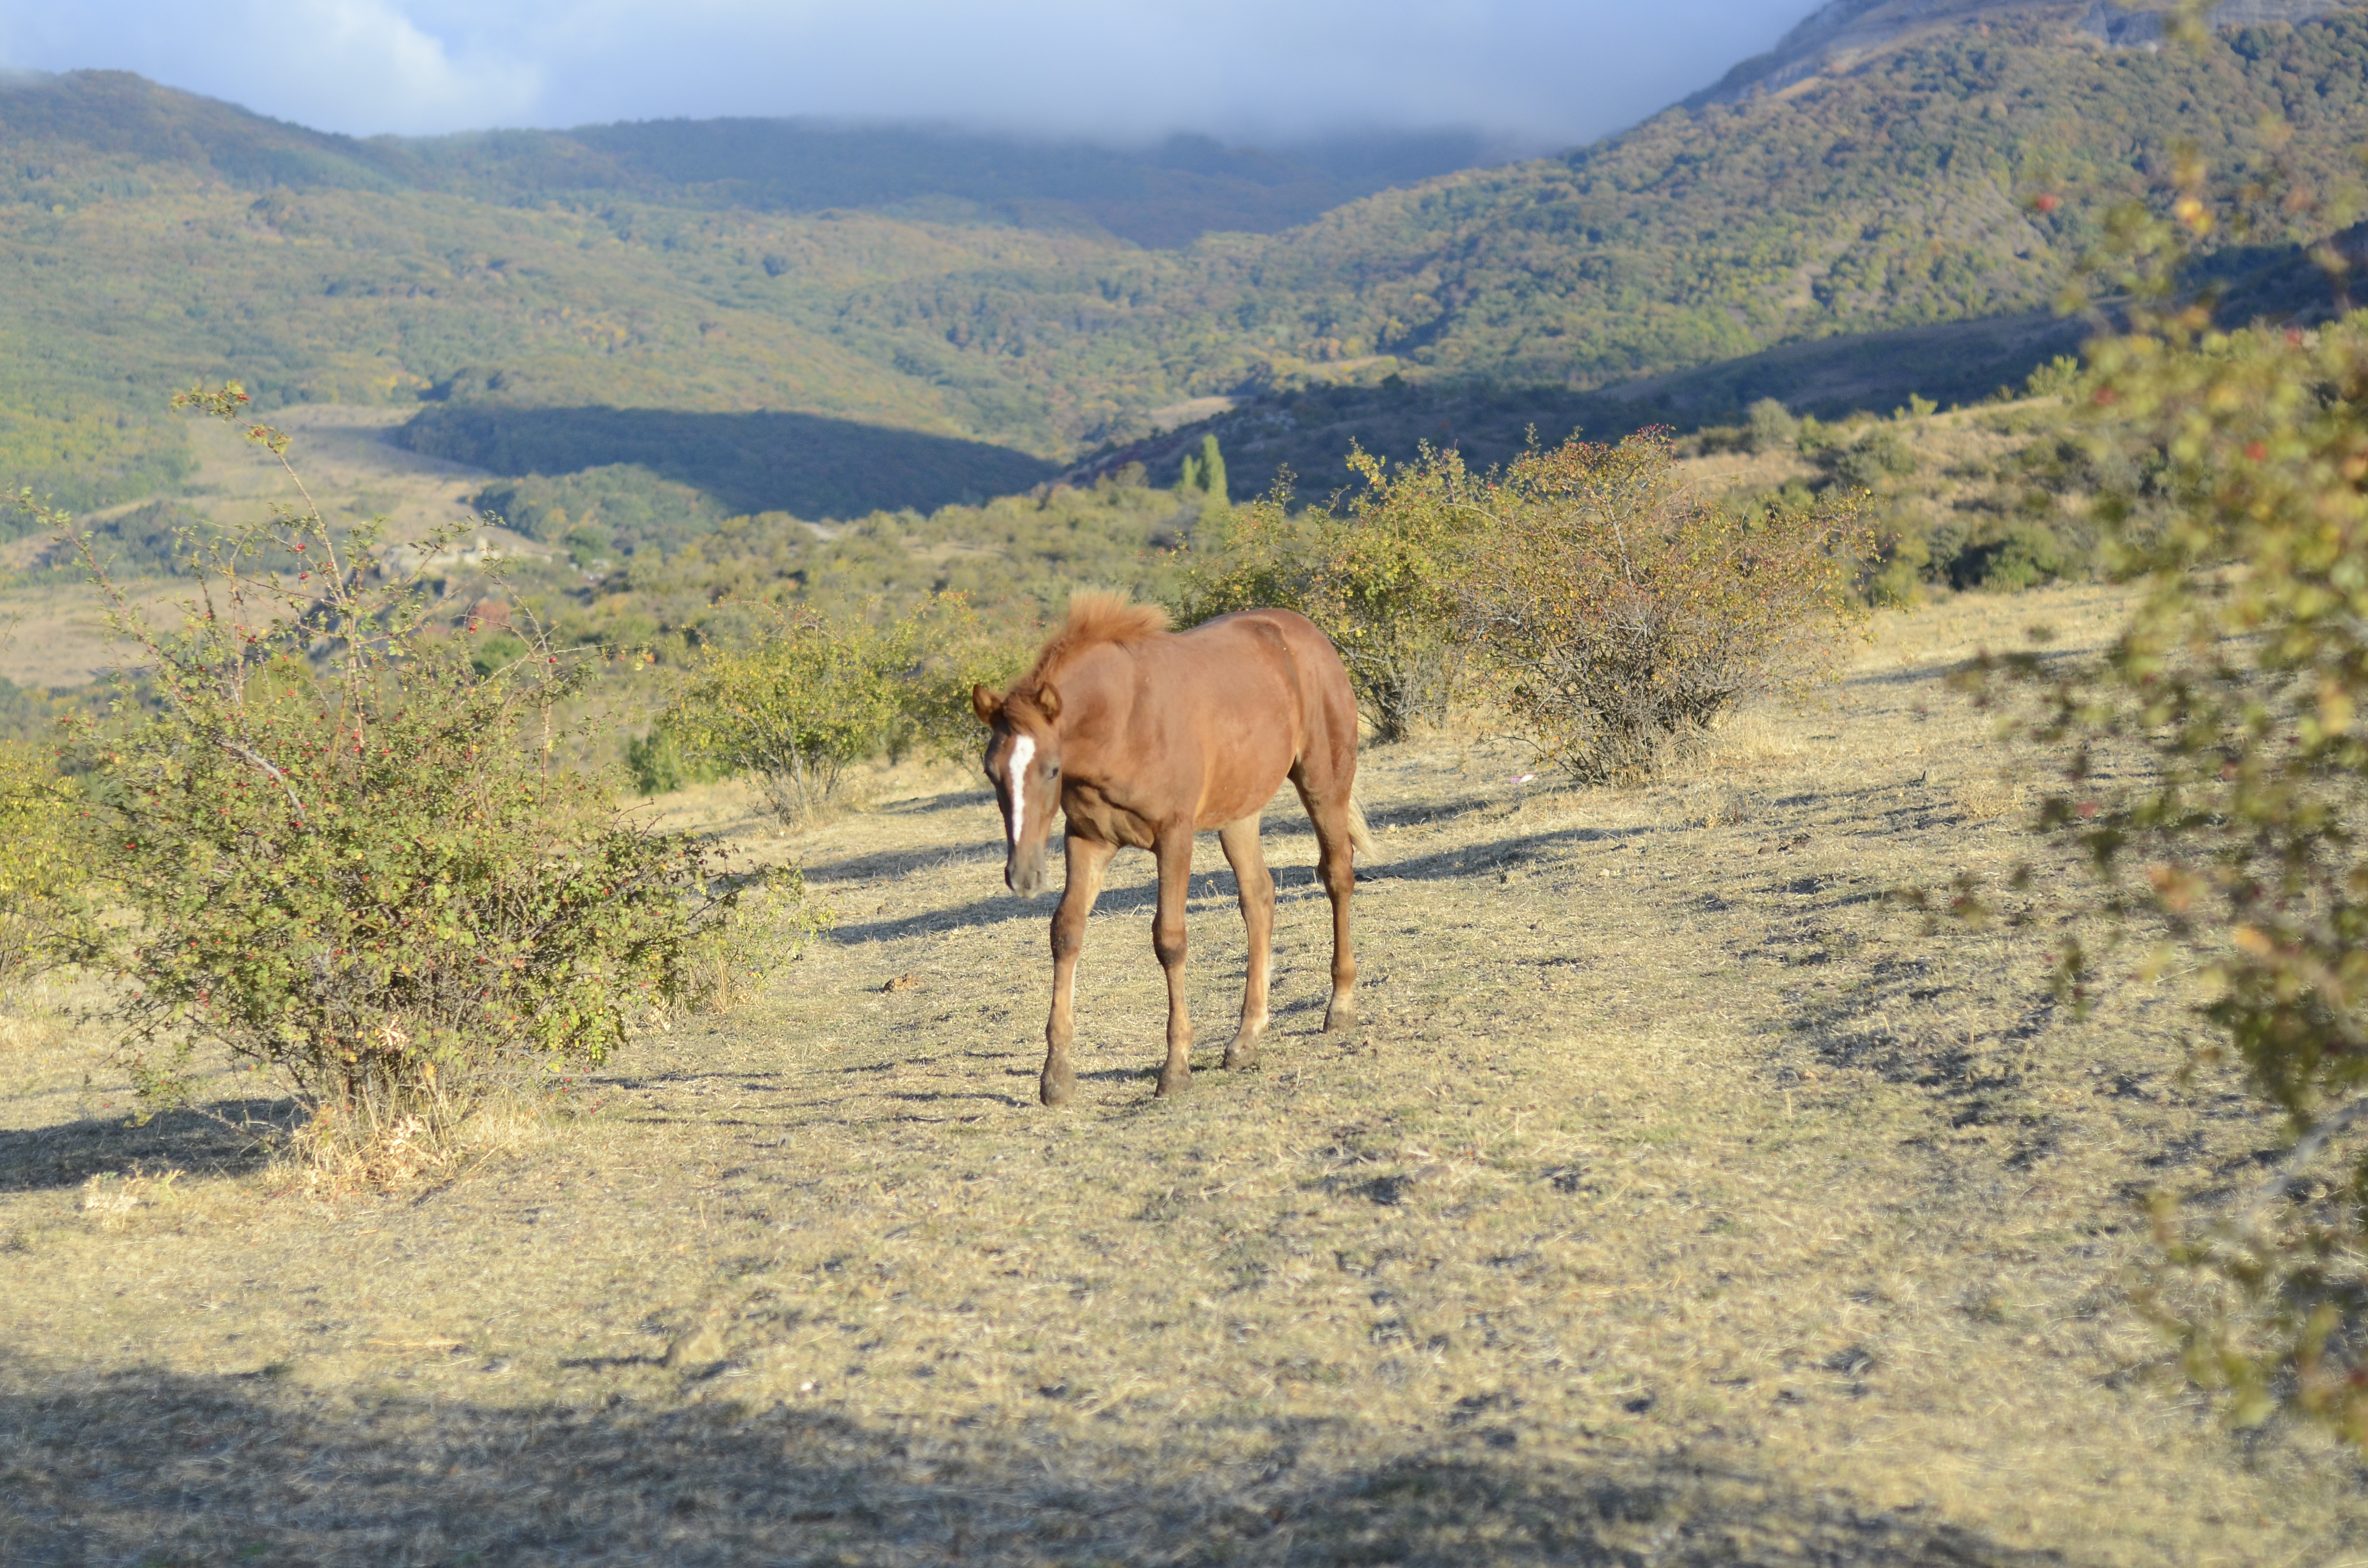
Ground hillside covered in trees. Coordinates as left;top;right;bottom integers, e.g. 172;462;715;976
5;0;2368;516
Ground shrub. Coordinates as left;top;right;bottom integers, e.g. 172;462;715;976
1948;520;2070;592
672;865;835;1016
1823;425;1920;492
10;384;737;1147
1746;397;1799;453
1971;142;2368;1445
0;742;82;984
1469;431;1871;782
898;595;1039;760
469;629;530;677
1176;445;1484;740
666;601;907;824
624;726;729;796
665;592;1024;825
2023;353;2085;400
1862;498;1938;607
2021;324;2368;1436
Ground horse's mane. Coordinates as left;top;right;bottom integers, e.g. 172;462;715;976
1022;591;1170;690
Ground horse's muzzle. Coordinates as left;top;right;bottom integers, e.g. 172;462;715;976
1006;849;1048;898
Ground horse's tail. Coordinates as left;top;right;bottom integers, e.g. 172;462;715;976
1346;791;1379;860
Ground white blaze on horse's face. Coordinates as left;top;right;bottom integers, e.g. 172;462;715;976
1004;735;1035;855
991;721;1061;897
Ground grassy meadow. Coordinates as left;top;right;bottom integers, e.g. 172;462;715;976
3;581;2360;1566
0;404;526;696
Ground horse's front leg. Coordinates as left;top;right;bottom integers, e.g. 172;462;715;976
1151;823;1196;1097
1217;814;1274;1068
1043;833;1115;1108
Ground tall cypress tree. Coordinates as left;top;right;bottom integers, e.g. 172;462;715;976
1195;434;1227;505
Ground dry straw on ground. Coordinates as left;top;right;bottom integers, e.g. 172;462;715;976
2;583;2362;1566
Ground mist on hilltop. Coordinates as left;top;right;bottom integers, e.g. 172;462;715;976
0;0;1810;146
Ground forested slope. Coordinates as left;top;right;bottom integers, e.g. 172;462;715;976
1163;3;2368;389
6;1;2368;516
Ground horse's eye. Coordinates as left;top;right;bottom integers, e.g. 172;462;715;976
1043;762;1059;778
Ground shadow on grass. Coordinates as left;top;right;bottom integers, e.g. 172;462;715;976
0;1361;2071;1566
870;787;997;817
395;405;1060;522
829;822;1643;944
805;840;1003;886
814;793;1537;886
1356;794;1516;833
0;1097;292;1193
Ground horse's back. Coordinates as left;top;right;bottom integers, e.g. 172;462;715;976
1166;607;1323;713
1168;609;1359;803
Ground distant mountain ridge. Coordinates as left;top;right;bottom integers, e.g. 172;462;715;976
1692;0;2358;104
7;3;2368;518
0;70;1514;249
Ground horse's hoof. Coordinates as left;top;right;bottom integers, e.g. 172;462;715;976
1154;1066;1192;1097
1222;1036;1263;1070
1322;1000;1358;1033
1040;1071;1076;1108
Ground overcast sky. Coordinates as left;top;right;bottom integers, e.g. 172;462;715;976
0;0;1815;146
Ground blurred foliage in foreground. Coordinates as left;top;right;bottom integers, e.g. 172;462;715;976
1969;119;2368;1445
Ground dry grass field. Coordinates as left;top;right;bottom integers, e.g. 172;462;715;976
0;405;519;693
4;582;2366;1565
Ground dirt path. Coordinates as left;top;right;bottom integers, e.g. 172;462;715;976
4;584;2364;1565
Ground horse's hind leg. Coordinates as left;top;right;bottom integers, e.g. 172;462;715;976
1293;778;1361;1033
1043;834;1116;1108
1152;823;1196;1097
1217;814;1274;1068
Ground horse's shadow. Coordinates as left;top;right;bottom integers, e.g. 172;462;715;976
827;821;1652;944
831;876;1162;943
1151;790;1516;840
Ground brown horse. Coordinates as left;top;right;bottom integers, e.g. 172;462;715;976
971;594;1373;1106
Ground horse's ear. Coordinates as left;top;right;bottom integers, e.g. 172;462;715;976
971;684;1001;727
1037;683;1062;722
